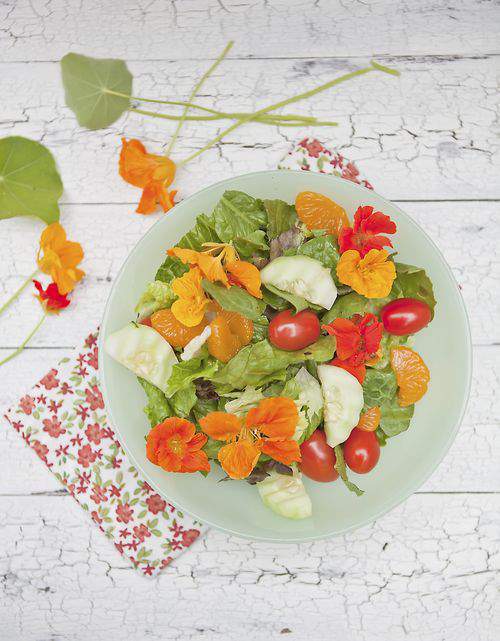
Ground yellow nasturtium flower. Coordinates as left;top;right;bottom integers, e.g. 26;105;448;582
336;249;396;299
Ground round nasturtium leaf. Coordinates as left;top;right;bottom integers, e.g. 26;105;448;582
61;52;133;130
0;136;63;225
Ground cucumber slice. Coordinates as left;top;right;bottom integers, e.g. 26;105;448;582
260;255;337;310
105;323;177;394
317;364;364;447
257;472;312;520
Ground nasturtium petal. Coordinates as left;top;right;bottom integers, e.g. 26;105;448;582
0;136;63;224
61;52;132;129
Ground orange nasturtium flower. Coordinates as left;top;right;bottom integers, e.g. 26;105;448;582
146;417;210;473
336;249;396;298
170;267;209;327
168;246;229;286
37;223;85;295
199;397;301;480
119;138;177;215
226;260;262;298
168;243;262;298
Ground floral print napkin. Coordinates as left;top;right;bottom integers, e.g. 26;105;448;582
4;331;205;576
3;139;372;577
278;137;373;191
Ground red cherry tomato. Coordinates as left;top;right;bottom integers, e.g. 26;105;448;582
380;297;431;336
269;309;320;351
139;316;152;327
299;430;339;482
343;428;380;474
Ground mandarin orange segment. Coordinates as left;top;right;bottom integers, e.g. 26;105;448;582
295;191;350;238
356;406;381;432
390;346;430;407
208;310;253;363
151;308;208;348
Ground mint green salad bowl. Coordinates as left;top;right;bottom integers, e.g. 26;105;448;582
99;170;471;542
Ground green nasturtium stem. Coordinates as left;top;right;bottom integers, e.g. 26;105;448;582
177;61;399;167
115;91;325;123
166;41;234;156
0;268;39;317
0;312;47;367
128;106;336;126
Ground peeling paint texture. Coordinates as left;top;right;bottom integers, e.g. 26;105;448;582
1;1;499;639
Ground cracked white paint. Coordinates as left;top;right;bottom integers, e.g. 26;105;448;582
0;0;499;60
0;57;498;201
1;2;499;639
0;495;499;640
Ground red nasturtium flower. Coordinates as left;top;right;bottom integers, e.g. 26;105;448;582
199;397;301;480
119;138;177;215
328;357;367;384
33;280;71;312
339;205;396;256
323;313;384;384
146;417;210;473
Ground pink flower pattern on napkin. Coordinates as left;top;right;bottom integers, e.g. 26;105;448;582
4;331;205;577
279;137;374;191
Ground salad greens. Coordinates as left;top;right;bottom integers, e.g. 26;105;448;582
201;280;266;321
264;199;298;239
106;187;435;521
208;336;336;392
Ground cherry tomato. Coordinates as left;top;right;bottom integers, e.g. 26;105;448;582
269;309;320;351
380;297;431;336
299;430;339;482
139;316;152;327
343;428;380;474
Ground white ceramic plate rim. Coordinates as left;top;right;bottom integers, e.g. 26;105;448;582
99;170;472;542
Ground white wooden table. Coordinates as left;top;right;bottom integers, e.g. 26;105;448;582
1;2;499;639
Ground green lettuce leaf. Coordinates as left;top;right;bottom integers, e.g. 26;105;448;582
166;357;219;397
375;427;388;447
202;280;266;321
334;445;364;496
135;280;175;318
223;387;264;415
264;199;298;239
283;367;323;443
296;234;339;271
233;230;268;259
178;212;220;251
322;292;375;324
137;378;173;427
392;262;436;318
261;287;289;311
362;367;397;407
192;397;219;422
155;255;188;284
203;438;223;460
379;397;415;437
208;336;336;391
213;191;267;243
170;384;197;418
252;315;269;342
263;284;310;313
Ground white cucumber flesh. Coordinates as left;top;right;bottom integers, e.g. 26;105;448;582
317;364;364;447
257;472;312;520
105;323;177;394
260;255;337;310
